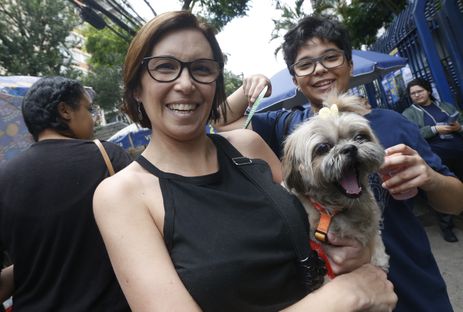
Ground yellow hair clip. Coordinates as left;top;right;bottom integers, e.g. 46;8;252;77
318;104;339;119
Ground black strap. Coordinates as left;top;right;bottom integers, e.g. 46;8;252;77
210;134;326;292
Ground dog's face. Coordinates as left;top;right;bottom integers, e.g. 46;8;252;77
282;110;385;207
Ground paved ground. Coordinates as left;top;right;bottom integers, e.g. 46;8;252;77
418;208;463;312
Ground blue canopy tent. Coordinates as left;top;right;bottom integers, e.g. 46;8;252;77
255;50;408;112
108;123;218;150
0;76;40;97
0;76;40;163
108;123;151;149
0;93;34;163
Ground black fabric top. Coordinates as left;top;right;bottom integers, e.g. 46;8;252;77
136;134;311;312
0;139;132;312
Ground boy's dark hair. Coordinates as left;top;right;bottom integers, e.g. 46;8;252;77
22;76;86;141
282;15;353;75
406;77;436;101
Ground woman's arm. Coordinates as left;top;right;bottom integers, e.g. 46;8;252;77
381;144;463;215
93;171;201;311
0;265;13;303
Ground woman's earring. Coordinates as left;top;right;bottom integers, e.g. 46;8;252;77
137;102;143;121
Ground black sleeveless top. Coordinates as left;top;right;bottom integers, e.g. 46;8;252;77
136;135;314;311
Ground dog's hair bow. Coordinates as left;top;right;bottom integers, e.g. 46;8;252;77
318;104;339;119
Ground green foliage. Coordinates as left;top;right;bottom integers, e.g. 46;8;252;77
224;69;243;97
273;0;407;49
182;0;251;32
81;25;129;111
340;0;407;48
82;26;129;67
83;65;122;111
0;0;79;76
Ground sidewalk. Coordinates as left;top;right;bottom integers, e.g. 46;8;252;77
419;209;463;312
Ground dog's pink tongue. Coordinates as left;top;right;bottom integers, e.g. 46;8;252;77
340;168;362;195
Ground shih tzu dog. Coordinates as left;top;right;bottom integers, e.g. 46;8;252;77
281;94;389;275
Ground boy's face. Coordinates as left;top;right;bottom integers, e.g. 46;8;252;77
292;37;352;110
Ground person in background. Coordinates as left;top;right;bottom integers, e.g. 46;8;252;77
215;15;463;312
402;77;463;242
93;11;396;312
0;77;131;311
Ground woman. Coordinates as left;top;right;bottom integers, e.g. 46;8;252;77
0;77;131;311
217;15;463;312
93;11;396;312
402;78;463;242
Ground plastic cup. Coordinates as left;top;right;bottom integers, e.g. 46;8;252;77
381;168;418;200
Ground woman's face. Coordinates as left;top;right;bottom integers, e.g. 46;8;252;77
67;92;94;139
292;37;352;109
409;85;431;106
136;28;216;142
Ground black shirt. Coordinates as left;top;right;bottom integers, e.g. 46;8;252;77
0;139;131;311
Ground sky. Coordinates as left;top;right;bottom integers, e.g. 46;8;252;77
129;0;313;78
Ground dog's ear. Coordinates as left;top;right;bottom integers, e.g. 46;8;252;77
281;154;305;194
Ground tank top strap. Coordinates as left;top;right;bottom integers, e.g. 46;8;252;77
209;134;326;292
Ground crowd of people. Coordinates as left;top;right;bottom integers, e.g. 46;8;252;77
1;10;462;312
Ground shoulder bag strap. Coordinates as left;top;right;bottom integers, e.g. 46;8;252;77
210;134;326;292
93;139;115;176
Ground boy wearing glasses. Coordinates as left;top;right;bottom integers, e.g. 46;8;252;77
218;15;463;312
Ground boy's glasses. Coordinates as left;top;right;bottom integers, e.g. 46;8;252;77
291;50;346;77
142;56;223;84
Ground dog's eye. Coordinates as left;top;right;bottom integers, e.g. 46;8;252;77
314;143;332;156
354;134;369;142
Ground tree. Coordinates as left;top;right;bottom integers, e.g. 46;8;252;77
81;25;128;112
0;0;79;76
272;0;407;49
336;0;407;48
224;69;243;97
182;0;251;32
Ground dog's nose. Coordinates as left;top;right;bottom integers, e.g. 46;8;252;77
341;144;357;155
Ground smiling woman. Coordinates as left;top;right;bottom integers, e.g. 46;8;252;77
92;10;397;312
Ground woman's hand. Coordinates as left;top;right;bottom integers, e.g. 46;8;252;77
322;232;372;275
435;123;458;134
284;264;397;311
242;74;272;105
329;264;397;311
379;144;436;194
447;121;462;132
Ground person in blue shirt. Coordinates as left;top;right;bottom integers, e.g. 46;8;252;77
216;15;463;312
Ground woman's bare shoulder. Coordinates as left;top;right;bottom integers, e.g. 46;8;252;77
94;161;161;213
218;129;266;157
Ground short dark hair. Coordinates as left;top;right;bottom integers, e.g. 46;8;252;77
406;78;435;100
282;15;353;75
122;11;227;128
22;76;86;141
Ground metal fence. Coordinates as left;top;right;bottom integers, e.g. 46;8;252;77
372;0;463;110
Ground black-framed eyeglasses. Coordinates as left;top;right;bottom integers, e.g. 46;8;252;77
290;49;346;77
142;56;223;84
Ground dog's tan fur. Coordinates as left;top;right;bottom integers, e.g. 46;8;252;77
282;93;389;271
